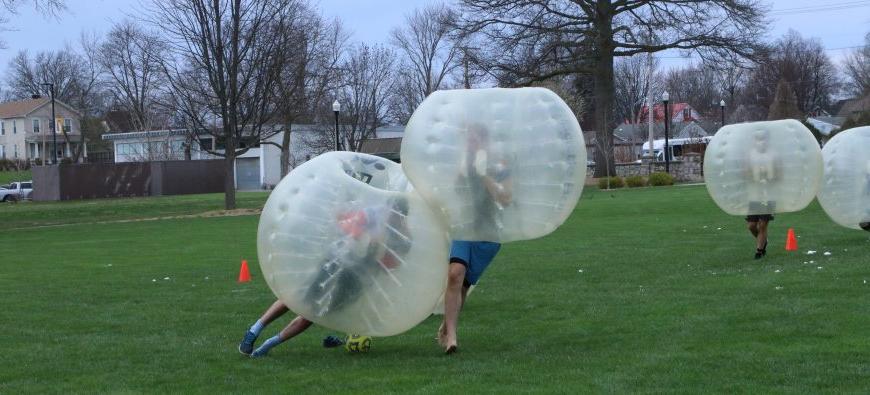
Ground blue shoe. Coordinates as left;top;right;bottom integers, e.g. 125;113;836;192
251;344;271;358
239;331;258;355
323;335;345;348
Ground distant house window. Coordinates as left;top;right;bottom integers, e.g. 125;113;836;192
683;108;690;120
13;144;18;158
0;145;4;158
170;140;184;153
12;120;17;134
199;138;214;151
149;141;166;155
0;121;4;135
32;119;41;133
63;118;72;133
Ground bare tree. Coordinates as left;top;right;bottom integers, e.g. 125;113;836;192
662;64;720;118
147;0;298;209
456;0;767;177
97;20;167;132
272;10;348;177
389;3;460;124
8;48;83;102
745;30;840;115
706;56;750;109
613;55;659;124
843;32;870;97
303;44;396;154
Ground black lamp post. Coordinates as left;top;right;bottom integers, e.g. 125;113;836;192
720;99;726;127
662;91;670;173
332;100;341;151
41;82;58;165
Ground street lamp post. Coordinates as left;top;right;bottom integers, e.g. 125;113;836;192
41;82;58;165
332;100;341;151
720;100;726;127
662;91;670;174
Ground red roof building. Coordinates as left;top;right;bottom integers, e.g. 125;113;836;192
634;103;702;124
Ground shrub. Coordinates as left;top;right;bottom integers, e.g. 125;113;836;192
598;176;624;189
648;172;674;186
625;175;646;188
841;110;870;130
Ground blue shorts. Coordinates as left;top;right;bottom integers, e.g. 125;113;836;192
449;240;501;286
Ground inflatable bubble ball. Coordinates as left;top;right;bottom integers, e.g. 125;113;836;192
704;119;823;216
400;87;586;242
257;152;450;337
817;126;870;230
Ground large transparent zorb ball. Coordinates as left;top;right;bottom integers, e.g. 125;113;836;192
257;152;449;337
704;119;822;216
401;87;586;242
817;126;870;230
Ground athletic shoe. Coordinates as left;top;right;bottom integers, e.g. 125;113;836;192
239;331;258;355
323;335;345;348
251;345;271;358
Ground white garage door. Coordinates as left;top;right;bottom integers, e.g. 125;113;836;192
236;158;260;190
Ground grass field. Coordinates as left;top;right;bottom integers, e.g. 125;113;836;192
0;169;31;185
2;186;869;393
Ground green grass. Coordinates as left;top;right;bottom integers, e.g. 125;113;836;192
2;186;870;393
0;192;268;228
0;169;31;185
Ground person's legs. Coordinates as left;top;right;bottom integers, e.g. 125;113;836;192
441;262;466;354
251;316;313;358
239;300;289;355
747;220;759;238
438;282;469;344
259;300;291;326
756;219;769;251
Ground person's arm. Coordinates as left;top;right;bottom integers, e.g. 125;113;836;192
481;174;512;207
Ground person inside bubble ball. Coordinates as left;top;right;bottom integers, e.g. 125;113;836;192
861;160;870;231
458;123;513;240
303;197;411;318
745;129;779;259
238;197;411;358
436;123;513;355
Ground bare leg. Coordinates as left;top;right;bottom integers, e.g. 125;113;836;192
240;300;290;355
441;262;466;353
278;316;313;341
756;220;769;250
258;300;289;327
747;221;759;238
438;285;469;345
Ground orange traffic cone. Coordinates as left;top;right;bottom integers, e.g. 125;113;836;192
785;228;798;251
238;259;252;283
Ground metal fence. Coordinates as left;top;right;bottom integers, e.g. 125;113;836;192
32;160;226;201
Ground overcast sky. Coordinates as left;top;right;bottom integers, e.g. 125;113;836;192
0;0;868;75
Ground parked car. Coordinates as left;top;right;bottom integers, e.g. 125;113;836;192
0;181;33;202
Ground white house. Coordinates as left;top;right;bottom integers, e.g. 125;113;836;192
103;125;401;190
0;97;87;163
102;129;217;163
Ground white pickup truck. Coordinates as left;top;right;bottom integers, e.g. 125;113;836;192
0;181;33;202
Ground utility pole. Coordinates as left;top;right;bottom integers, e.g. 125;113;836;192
41;83;58;165
647;51;654;173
